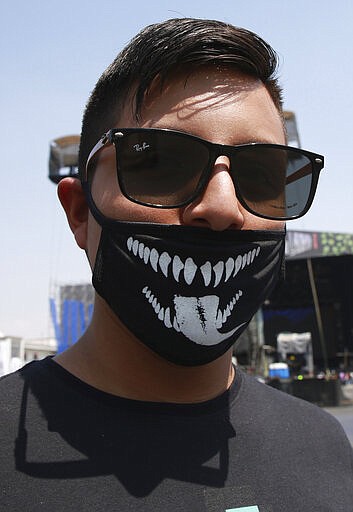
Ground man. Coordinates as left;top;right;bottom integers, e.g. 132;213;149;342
1;18;352;511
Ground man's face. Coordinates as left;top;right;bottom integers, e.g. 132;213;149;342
86;67;286;265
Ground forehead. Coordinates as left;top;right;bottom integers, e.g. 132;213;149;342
118;66;285;145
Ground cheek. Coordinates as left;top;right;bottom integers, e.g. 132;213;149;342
91;154;182;224
91;155;122;218
91;172;183;226
240;205;285;231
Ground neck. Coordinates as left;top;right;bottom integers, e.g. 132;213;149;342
54;296;235;403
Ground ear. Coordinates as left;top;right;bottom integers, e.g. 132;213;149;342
57;178;89;249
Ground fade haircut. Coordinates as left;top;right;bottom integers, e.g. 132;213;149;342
78;18;283;177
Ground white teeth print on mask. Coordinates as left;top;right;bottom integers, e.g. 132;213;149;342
172;255;184;282
159;252;171;277
126;236;260;288
200;261;212;286
126;235;263;346
142;285;245;345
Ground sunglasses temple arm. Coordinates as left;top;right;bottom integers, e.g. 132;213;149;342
84;135;112;181
285;163;312;185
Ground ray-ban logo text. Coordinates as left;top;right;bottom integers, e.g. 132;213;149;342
133;142;150;152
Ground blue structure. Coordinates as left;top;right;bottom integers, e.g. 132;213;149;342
49;285;94;353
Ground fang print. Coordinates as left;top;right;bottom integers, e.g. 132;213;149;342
127;236;260;288
142;286;246;345
127;236;260;346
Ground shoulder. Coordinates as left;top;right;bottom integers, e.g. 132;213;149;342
0;360;36;397
0;359;50;417
236;370;351;446
233;371;353;477
0;358;48;386
239;370;331;415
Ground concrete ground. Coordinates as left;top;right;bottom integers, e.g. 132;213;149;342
324;405;353;446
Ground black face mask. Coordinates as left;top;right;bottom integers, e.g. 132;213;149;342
92;219;285;366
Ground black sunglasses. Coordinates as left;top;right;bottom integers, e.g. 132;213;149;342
83;127;324;221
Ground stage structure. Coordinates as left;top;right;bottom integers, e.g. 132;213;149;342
263;230;353;372
49;284;94;353
277;332;314;377
48;135;80;184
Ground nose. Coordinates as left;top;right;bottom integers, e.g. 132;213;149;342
182;156;245;231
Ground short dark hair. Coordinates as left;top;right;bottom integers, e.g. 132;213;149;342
78;18;283;177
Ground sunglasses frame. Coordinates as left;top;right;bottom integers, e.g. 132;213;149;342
84;127;324;221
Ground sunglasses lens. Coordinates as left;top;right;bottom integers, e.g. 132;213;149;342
233;146;313;219
117;131;209;206
88;129;319;220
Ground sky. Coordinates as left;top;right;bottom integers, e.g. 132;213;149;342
1;0;352;339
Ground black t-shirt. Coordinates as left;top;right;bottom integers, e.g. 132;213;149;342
0;357;352;511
